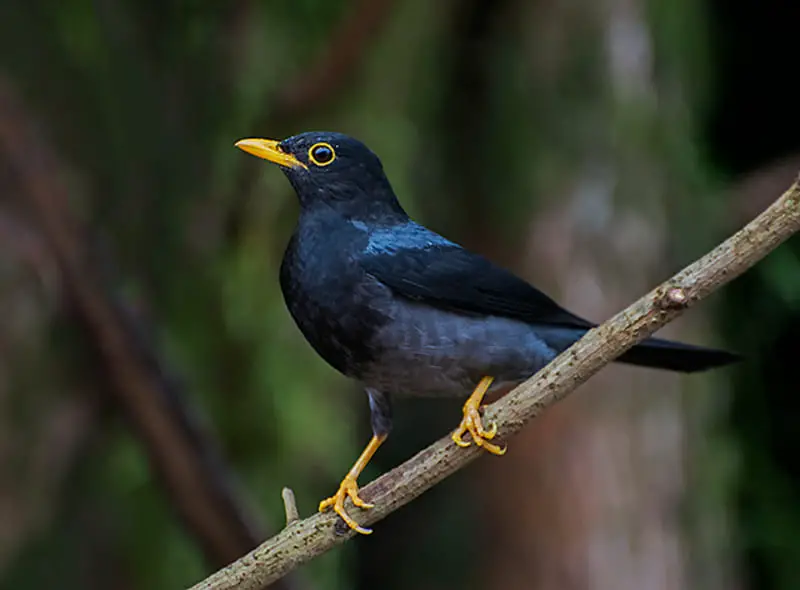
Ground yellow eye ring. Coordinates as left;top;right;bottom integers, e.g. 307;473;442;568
308;142;336;167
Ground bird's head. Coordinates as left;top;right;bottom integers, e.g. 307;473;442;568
235;131;405;221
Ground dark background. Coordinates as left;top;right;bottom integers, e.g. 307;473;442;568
0;1;799;589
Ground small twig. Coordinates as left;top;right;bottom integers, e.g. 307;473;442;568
269;0;395;121
188;174;800;590
281;489;300;527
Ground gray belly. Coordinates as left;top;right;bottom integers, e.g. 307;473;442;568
361;298;558;398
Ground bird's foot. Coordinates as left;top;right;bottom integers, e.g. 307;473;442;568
451;376;507;456
319;434;385;535
319;474;373;534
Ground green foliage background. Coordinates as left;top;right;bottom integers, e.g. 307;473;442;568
0;1;798;589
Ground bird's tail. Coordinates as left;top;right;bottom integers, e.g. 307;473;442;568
616;337;739;373
540;327;739;373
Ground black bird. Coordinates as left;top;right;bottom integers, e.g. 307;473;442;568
235;132;738;534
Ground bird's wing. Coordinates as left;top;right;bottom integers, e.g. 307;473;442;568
360;229;593;329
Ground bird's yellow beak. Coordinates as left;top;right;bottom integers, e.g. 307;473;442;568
234;138;308;170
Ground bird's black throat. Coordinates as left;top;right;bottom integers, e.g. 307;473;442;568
282;167;407;224
279;205;395;378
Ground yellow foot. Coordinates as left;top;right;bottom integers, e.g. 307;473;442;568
451;375;507;456
319;475;374;534
319;434;385;535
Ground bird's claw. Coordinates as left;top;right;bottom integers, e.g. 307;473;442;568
451;401;506;456
319;474;373;534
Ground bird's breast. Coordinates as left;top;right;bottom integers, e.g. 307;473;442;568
279;217;390;377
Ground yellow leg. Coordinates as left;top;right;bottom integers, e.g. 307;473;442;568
451;376;507;455
319;434;386;534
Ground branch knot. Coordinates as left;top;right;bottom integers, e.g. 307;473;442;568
657;286;690;310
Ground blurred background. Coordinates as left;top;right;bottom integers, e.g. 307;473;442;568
0;1;799;589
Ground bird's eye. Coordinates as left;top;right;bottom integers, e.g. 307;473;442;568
308;142;336;166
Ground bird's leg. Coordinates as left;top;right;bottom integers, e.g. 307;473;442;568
319;389;391;535
451;375;507;455
319;434;386;534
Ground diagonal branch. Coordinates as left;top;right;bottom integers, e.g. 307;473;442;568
0;77;304;590
268;0;396;121
190;174;800;590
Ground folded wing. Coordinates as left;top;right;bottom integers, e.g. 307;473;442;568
360;232;592;329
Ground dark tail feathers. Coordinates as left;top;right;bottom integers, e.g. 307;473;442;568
618;337;740;373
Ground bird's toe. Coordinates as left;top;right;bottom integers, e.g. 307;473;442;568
319;474;373;535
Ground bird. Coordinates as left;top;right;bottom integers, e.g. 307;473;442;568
235;131;738;534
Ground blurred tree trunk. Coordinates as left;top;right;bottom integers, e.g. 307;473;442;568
472;1;735;589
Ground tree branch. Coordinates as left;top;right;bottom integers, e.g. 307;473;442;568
190;174;800;590
0;77;305;590
268;0;396;121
